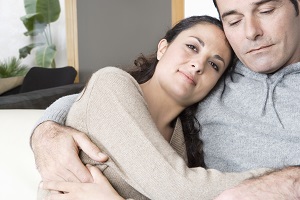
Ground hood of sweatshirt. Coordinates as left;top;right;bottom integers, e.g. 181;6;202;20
229;61;300;128
197;61;300;171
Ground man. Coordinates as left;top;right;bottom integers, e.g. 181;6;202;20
32;0;300;199
200;0;300;172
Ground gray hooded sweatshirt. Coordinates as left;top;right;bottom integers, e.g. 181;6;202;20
197;61;300;172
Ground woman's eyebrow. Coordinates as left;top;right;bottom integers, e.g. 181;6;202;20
190;36;225;66
213;55;225;66
191;36;205;47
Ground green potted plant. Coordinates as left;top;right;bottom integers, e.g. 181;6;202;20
0;57;28;78
19;0;61;68
0;57;29;95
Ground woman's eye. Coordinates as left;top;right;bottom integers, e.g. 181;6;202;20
186;44;198;52
209;61;219;72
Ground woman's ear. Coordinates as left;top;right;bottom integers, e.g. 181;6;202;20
157;39;168;60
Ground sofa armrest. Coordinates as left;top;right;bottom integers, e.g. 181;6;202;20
0;109;45;199
0;83;85;109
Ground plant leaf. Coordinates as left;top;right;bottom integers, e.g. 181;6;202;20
20;13;46;36
24;0;37;14
19;43;45;59
36;0;61;23
0;57;29;78
35;45;56;67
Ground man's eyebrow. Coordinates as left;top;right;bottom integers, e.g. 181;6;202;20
221;0;280;19
221;10;239;20
254;0;280;6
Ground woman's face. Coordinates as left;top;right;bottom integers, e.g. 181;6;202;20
153;23;232;107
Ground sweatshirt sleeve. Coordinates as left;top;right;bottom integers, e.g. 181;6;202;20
67;67;271;200
34;94;79;126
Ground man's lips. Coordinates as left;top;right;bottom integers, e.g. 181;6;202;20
247;44;274;54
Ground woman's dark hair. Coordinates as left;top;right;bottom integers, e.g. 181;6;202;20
130;16;231;168
213;0;299;16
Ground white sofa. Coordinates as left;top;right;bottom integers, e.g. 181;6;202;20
0;109;44;199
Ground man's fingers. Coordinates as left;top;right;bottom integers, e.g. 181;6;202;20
32;120;108;184
73;131;108;162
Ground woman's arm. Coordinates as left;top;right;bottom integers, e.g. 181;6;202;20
66;67;271;200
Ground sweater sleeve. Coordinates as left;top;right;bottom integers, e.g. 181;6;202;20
67;67;271;200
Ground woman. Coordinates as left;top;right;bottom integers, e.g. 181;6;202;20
40;16;266;200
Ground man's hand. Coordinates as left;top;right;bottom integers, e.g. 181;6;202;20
31;121;108;183
214;166;300;200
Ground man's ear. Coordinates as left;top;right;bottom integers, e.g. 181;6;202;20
157;39;168;60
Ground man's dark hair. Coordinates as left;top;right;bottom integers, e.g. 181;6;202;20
213;0;299;17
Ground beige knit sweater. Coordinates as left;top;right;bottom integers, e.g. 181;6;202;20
39;67;269;200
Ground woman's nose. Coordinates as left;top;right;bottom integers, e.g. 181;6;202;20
192;63;204;74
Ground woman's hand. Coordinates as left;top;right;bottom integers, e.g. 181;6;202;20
41;165;124;200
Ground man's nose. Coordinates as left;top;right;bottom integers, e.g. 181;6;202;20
245;17;263;40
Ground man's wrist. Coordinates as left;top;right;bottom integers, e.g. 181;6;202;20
30;121;59;150
246;166;300;198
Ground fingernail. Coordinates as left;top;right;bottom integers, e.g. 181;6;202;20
98;152;108;160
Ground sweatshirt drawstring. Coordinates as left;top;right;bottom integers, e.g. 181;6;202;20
262;74;285;128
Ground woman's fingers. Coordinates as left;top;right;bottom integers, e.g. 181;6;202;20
41;181;76;193
44;193;71;200
86;164;108;183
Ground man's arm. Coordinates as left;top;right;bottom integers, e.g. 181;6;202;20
31;94;108;183
32;94;78;129
41;166;300;200
214;166;300;200
31;94;300;199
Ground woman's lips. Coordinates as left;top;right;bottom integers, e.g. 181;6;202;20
178;71;196;85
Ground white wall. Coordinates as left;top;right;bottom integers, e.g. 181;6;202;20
0;0;67;68
184;0;219;18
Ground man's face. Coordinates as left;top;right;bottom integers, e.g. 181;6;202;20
216;0;300;73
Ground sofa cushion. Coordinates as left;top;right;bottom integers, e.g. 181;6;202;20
19;66;77;93
0;83;84;109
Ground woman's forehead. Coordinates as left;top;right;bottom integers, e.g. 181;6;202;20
185;23;224;36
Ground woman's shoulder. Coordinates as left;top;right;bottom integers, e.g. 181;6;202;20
89;66;140;92
93;66;133;81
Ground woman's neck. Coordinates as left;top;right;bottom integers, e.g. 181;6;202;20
140;82;184;142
